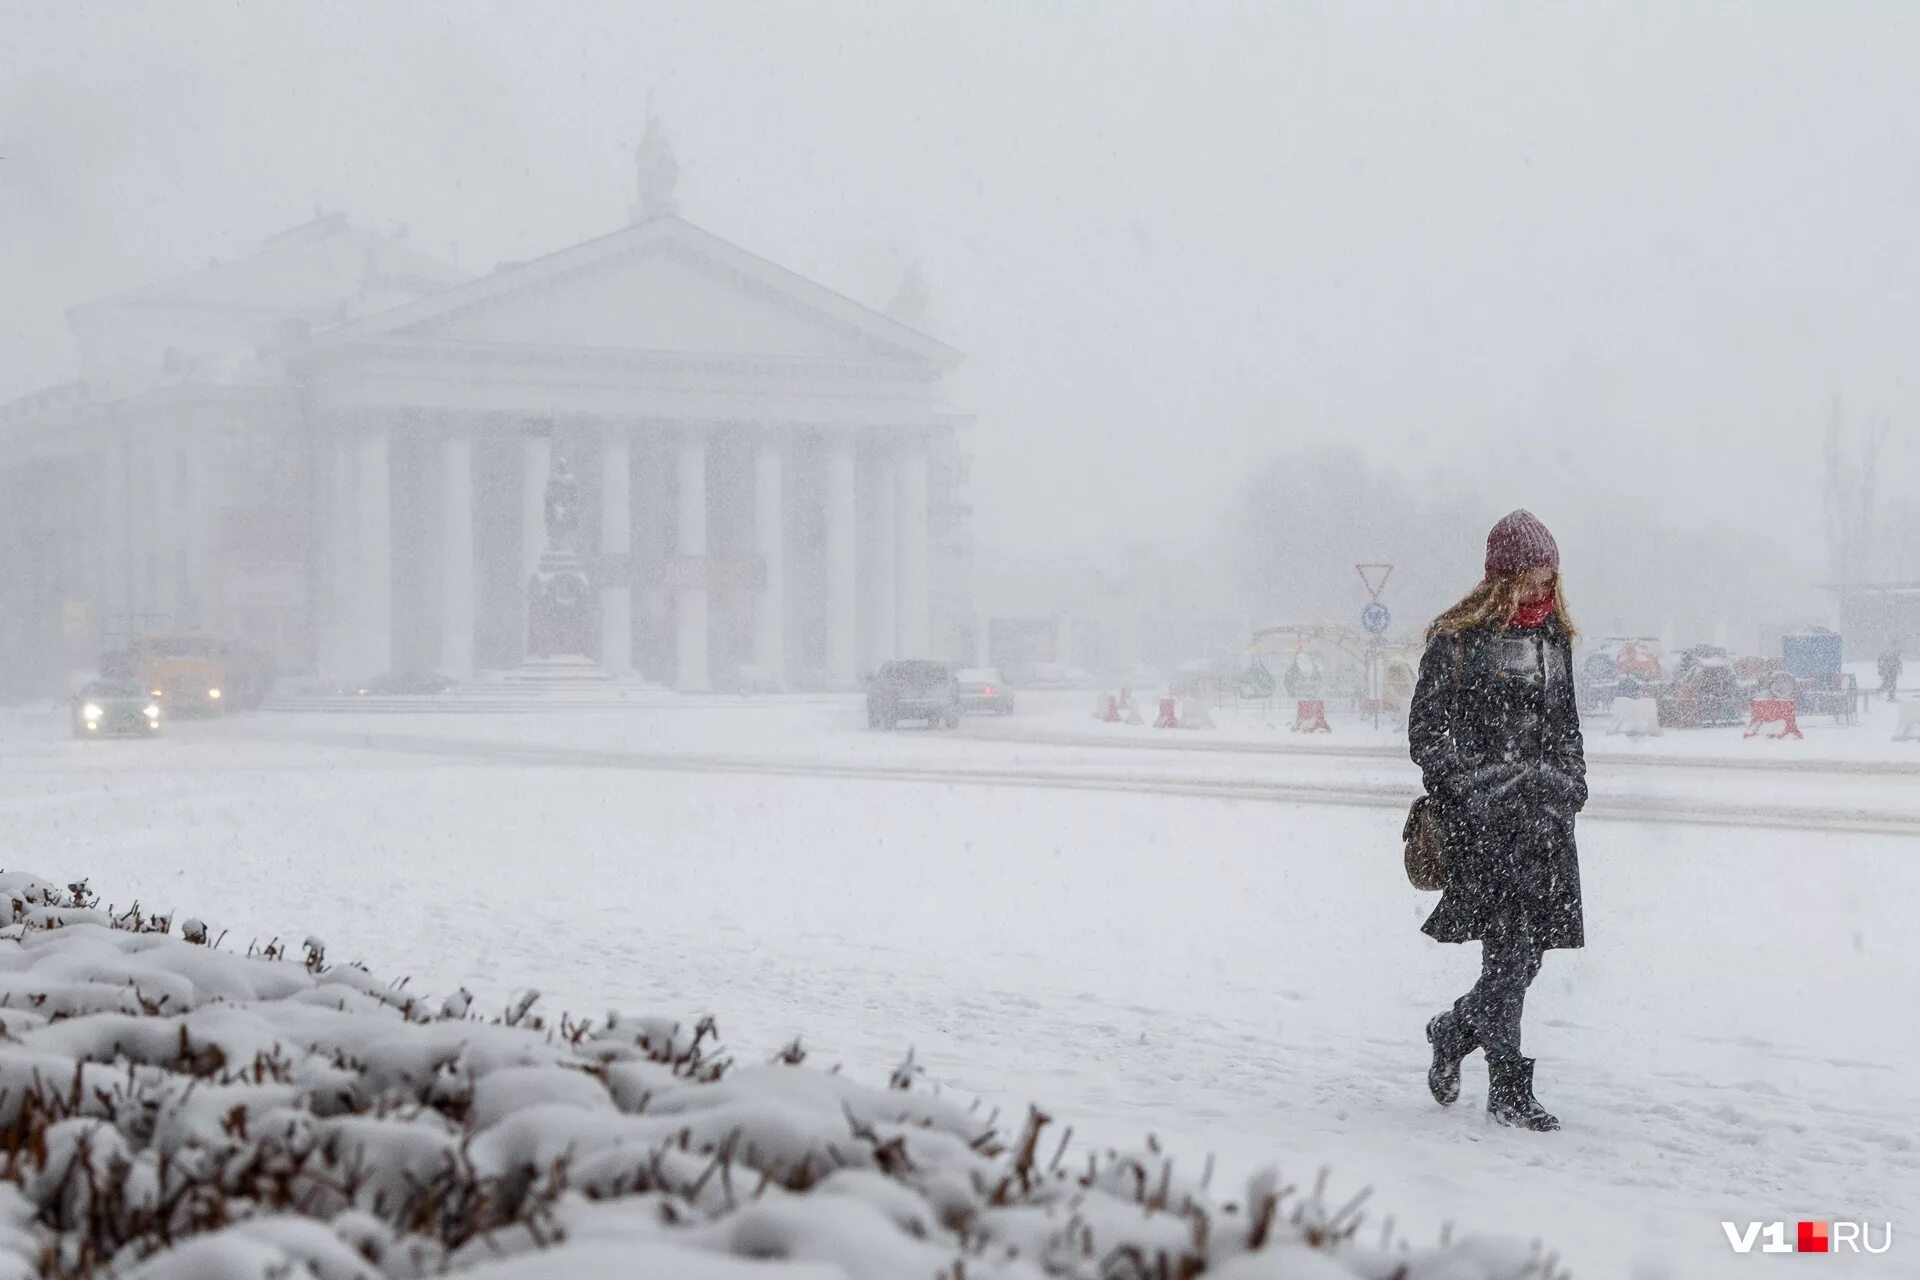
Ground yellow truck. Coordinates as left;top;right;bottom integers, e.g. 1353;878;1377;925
133;631;228;715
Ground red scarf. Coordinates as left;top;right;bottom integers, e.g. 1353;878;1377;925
1511;596;1555;629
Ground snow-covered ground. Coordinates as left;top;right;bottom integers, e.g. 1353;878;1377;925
1;699;1913;1276
213;693;1920;838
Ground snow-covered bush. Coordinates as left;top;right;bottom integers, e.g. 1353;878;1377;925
0;873;1567;1279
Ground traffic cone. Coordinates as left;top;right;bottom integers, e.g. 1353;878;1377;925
1291;699;1332;733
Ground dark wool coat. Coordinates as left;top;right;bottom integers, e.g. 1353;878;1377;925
1408;618;1587;950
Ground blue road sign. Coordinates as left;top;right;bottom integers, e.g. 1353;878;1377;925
1361;601;1391;634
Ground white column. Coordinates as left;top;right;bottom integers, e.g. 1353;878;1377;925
825;437;859;682
178;443;198;626
358;429;392;678
141;453;162;617
867;451;897;668
752;439;786;686
202;438;227;632
674;429;710;692
325;433;358;679
599;424;633;675
101;444;130;625
895;445;931;657
159;449;179;615
522;431;552;580
186;436;219;631
153;449;181;617
125;446;147;616
440;432;475;679
634;430;672;683
150;449;169;616
521;430;551;663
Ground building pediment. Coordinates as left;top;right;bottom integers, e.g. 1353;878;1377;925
331;216;961;372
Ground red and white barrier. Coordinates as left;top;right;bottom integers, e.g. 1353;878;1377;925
1178;698;1216;729
1605;697;1662;738
1291;699;1332;733
1154;697;1179;728
1744;697;1803;740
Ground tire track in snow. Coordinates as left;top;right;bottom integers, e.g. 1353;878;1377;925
221;724;1920;839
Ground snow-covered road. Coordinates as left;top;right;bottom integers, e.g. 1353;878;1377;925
223;694;1920;838
0;699;1912;1277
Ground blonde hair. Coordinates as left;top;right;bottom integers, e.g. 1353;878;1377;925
1428;572;1579;643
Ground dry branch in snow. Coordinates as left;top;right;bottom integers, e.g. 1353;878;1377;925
0;873;1567;1279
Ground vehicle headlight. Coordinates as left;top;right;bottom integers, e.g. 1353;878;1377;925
82;703;103;720
208;688;222;700
151;690;164;699
144;705;161;720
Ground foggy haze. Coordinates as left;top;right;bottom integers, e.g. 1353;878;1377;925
2;7;1917;1275
7;0;1918;638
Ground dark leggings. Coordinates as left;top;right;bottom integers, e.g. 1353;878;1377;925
1455;933;1544;1063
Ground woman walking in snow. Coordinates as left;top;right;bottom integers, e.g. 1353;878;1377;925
1409;510;1585;1132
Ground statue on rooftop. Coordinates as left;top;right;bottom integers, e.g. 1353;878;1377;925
633;97;680;221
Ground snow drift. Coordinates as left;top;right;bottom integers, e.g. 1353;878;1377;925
0;873;1566;1278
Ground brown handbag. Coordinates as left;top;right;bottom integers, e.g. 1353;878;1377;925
1402;795;1446;891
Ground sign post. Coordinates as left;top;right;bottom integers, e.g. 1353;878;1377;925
1355;563;1394;600
1356;563;1395;730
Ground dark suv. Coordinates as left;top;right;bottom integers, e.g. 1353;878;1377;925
866;660;960;730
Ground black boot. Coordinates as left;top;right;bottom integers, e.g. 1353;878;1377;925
1425;1010;1477;1106
1487;1056;1559;1131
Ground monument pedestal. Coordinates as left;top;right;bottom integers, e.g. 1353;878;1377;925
479;655;668;702
498;655;612;684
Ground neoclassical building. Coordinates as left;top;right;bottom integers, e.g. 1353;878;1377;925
0;178;973;696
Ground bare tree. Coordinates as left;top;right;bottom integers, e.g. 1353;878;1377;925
1823;394;1894;599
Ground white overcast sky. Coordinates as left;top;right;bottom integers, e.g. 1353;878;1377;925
4;0;1918;565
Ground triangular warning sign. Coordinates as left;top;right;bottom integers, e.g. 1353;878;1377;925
1355;563;1394;599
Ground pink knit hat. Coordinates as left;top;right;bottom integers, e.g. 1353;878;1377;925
1485;509;1559;578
